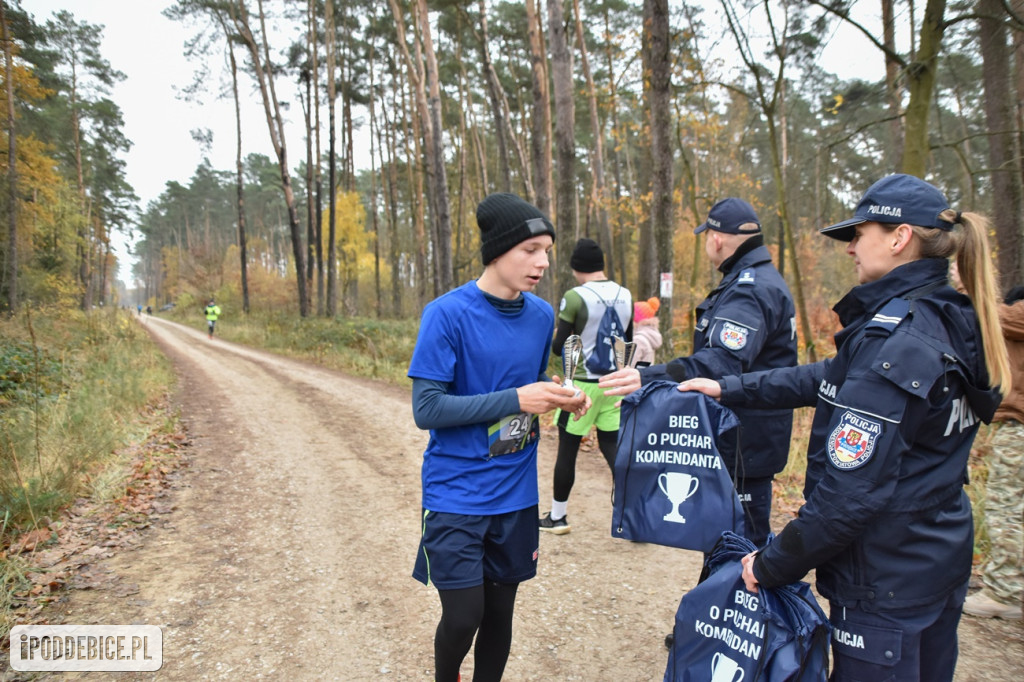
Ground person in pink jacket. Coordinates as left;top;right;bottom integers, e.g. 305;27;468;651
632;297;662;367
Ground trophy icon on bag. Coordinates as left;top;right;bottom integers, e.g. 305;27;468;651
612;335;637;370
562;335;583;393
658;472;700;523
711;652;745;682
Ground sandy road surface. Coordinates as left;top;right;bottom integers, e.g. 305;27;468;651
25;316;1023;680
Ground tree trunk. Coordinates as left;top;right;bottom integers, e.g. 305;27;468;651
604;6;630;292
417;0;453;293
2;0;17;313
881;0;905;169
311;0;324;315
232;0;308;316
219;18;250;315
231;58;250;313
901;0;946;177
1013;0;1024;276
399;63;429;310
548;0;577;298
302;60;319;315
455;38;472;282
390;0;441;298
302;0;322;315
572;0;614;281
478;0;511;192
980;0;1023;290
527;0;552;218
526;0;553;301
69;61;93;310
368;32;382;317
645;0;673;346
380;78;403;317
325;0;338;316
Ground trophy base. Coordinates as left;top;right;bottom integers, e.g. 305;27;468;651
663;511;687;524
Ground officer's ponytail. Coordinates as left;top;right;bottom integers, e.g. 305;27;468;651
916;209;1010;395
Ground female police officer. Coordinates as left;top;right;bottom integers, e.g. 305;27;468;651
679;174;1010;681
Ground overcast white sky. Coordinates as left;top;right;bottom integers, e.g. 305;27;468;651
23;0;316;282
24;0;309;208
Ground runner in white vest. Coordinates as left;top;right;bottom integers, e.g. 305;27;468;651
541;238;633;534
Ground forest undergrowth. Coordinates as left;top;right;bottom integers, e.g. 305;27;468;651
0;307;175;639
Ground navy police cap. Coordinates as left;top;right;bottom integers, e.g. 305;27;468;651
821;173;955;242
694;198;762;235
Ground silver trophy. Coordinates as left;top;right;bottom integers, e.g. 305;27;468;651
613;335;637;370
562;334;583;390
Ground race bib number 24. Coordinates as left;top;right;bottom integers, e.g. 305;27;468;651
488;412;539;456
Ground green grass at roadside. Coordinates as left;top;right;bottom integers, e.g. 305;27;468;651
1;307;175;526
0;306;176;638
161;307;419;387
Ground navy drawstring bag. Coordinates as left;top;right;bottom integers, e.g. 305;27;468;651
664;531;831;681
611;381;745;552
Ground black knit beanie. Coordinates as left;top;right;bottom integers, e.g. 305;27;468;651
570;238;604;273
477;193;556;264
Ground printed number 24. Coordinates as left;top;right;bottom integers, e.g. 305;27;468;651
507;414;531;438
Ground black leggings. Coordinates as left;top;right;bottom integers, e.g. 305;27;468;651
435;581;519;682
552;427;618;502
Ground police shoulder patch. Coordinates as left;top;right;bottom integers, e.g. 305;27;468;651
865;298;910;333
827;411;882;470
719;321;750;350
737;269;756;286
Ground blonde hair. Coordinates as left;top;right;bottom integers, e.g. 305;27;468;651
903;210;1010;395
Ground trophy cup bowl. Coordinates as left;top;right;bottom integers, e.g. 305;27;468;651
562;335;583;392
612;335;637;370
657;472;700;523
711;652;745;682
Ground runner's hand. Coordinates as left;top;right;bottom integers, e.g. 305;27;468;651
550;375;590;418
517;379;586;415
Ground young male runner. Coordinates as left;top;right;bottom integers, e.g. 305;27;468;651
409;192;589;682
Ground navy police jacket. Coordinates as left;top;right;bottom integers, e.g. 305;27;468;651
721;258;1001;611
642;238;798;478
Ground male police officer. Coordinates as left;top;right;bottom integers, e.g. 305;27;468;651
600;198;797;547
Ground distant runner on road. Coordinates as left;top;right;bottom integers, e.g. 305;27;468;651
204;298;221;339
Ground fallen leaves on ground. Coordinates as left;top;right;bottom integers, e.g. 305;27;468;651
1;422;191;639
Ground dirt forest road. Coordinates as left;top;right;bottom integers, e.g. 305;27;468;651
32;316;1024;681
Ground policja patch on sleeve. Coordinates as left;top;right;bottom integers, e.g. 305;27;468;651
719;321;750;350
827;410;882;470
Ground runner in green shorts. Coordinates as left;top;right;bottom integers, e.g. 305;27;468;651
540;238;633;534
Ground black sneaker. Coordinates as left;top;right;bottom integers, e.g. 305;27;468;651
539;512;571;534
